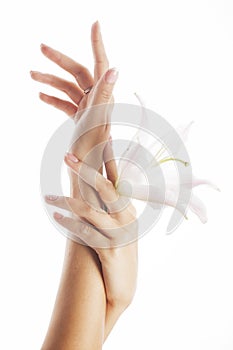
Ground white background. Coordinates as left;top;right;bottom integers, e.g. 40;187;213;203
0;0;233;349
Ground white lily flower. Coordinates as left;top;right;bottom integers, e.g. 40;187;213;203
114;94;219;231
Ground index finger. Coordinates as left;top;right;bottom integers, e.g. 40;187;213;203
40;44;93;90
91;21;109;82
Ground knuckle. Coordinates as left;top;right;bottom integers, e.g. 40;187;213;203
83;204;95;217
97;179;114;195
49;79;56;88
95;57;104;64
64;82;75;94
101;88;112;101
104;179;115;191
75;67;89;80
96;57;109;66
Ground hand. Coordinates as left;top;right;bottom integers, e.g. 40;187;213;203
45;152;138;309
34;23;135;347
30;21;118;164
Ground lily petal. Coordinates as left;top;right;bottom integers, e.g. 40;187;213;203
188;194;208;223
117;181;188;219
192;176;220;191
176;121;194;143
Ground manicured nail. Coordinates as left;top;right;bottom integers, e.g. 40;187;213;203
54;212;64;220
30;70;40;76
45;195;58;201
92;20;100;29
40;44;52;53
66;153;79;163
39;92;49;100
105;68;118;84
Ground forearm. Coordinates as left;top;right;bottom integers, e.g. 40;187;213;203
70;177;124;342
42;156;136;348
41;240;106;350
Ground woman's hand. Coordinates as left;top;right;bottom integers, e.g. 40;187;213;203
30;21;118;163
34;23;135;347
45;152;138;309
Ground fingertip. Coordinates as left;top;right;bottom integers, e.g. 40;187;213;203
40;43;54;57
91;21;101;41
65;152;79;163
53;212;64;220
105;68;119;84
64;155;70;168
39;93;47;103
45;195;59;202
40;43;48;51
30;70;36;79
92;20;100;30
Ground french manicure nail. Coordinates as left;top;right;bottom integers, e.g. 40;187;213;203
66;153;79;163
105;68;118;84
45;195;58;201
54;212;64;220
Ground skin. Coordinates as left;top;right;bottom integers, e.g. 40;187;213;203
46;153;138;307
31;22;138;349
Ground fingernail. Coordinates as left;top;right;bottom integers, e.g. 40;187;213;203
45;195;58;201
54;212;64;220
92;20;100;29
30;70;40;76
41;43;52;52
105;68;118;84
66;153;79;163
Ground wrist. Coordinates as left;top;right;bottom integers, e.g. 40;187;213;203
106;300;128;318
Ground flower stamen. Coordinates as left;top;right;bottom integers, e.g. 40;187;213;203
159;157;189;167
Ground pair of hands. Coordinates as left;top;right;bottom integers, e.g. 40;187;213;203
31;21;138;308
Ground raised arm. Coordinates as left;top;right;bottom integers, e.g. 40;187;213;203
32;23;130;349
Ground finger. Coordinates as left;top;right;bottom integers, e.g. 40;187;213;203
53;213;111;246
45;195;77;212
30;71;84;105
91;21;109;82
103;138;118;186
64;153;118;203
45;194;113;229
40;44;94;90
103;141;137;218
65;154;130;215
39;93;78;117
92;68;118;105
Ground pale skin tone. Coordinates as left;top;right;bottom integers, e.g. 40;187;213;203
31;22;138;349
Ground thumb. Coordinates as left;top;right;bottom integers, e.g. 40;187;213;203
92;68;118;105
103;138;118;186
